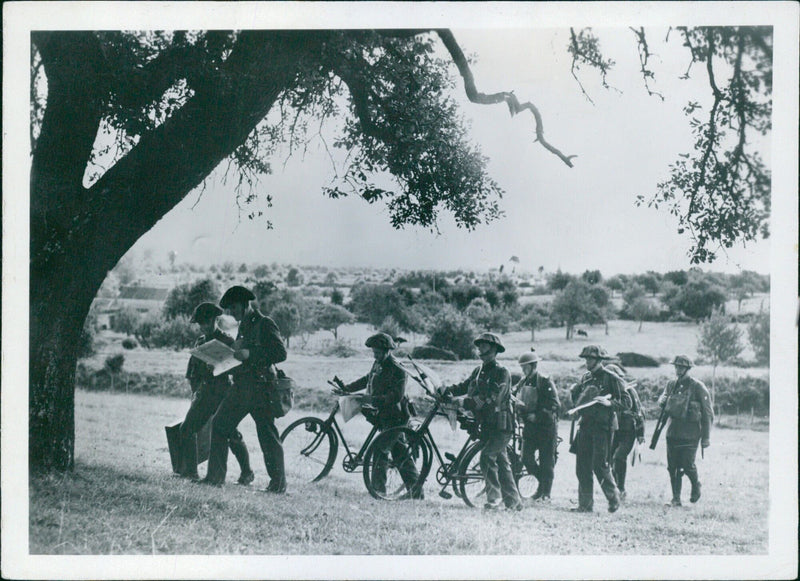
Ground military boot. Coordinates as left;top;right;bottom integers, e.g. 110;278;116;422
229;436;254;485
689;479;702;503
667;474;682;506
179;434;200;480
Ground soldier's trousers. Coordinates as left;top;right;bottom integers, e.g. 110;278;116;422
480;431;521;508
207;383;284;488
610;429;635;492
574;427;619;510
666;437;700;497
371;429;422;498
179;387;250;477
521;423;557;495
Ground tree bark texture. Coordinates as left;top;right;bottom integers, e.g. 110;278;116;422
29;31;326;471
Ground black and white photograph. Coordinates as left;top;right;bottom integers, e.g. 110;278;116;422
2;2;798;579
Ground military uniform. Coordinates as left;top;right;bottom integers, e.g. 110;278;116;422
659;371;713;504
178;329;252;481
206;306;287;490
515;372;560;498
606;365;645;497
343;342;419;497
570;356;626;512
450;358;520;509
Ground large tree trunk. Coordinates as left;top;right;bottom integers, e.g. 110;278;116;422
29;30;325;471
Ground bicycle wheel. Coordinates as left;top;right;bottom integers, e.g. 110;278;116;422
509;447;538;500
363;427;430;501
280;417;337;483
457;441;486;508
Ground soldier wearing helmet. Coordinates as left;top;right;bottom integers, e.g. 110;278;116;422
204;286;288;493
176;302;253;485
567;344;626;513
657;355;713;506
444;333;522;511
514;350;560;501
333;333;421;498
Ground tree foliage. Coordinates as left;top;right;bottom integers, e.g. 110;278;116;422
426;306;478;360
747;310;770;364
162;278;220;320
697;307;744;400
551;280;605;339
669;277;727;321
315;303;355;340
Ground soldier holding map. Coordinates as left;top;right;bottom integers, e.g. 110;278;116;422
176;302;254;484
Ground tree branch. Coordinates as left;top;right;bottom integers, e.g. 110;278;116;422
82;31;326;270
630;27;664;101
31;32;109;208
436;29;575;167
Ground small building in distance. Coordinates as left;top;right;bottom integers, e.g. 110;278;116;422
92;285;170;330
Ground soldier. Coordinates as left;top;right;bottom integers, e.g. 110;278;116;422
657;355;713;506
567;345;626;513
202;286;288;493
514;351;560;501
177;302;254;484
444;333;522;511
332;333;421;499
607;363;645;501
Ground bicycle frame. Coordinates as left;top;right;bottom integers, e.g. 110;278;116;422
323;400;382;473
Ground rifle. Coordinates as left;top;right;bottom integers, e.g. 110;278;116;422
649;405;668;450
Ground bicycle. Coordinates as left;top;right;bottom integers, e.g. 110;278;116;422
362;357;536;506
456;417;539;507
280;379;383;483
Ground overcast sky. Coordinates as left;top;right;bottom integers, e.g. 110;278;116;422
128;25;772;276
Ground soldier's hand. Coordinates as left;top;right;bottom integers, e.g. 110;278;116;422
594;396;612;407
657;394;667;406
526;413;537;423
233;348;250;361
701;439;710;449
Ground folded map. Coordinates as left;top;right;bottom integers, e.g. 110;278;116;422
190;339;241;376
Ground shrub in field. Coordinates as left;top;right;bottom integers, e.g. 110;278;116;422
104;354;125;374
121;337;138;349
747;311;769;364
319;339;358;358
616;352;660;367
110;306;141;335
148;315;196;350
411;345;458;361
426;306;477;360
76;363;189;397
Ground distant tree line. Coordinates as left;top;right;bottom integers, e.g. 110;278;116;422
92;265;769;363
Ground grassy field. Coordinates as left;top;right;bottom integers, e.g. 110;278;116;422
29;389;768;555
86;319;768;387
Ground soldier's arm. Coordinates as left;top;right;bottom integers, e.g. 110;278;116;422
343;374;369;394
448;370;477;397
212;329;235;347
373;366;406;407
541;376;560;412
657;382;672;408
246;317;287;366
697;381;714;445
606;371;626;412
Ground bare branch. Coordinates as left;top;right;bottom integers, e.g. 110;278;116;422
436;29;575;167
630;27;664;101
